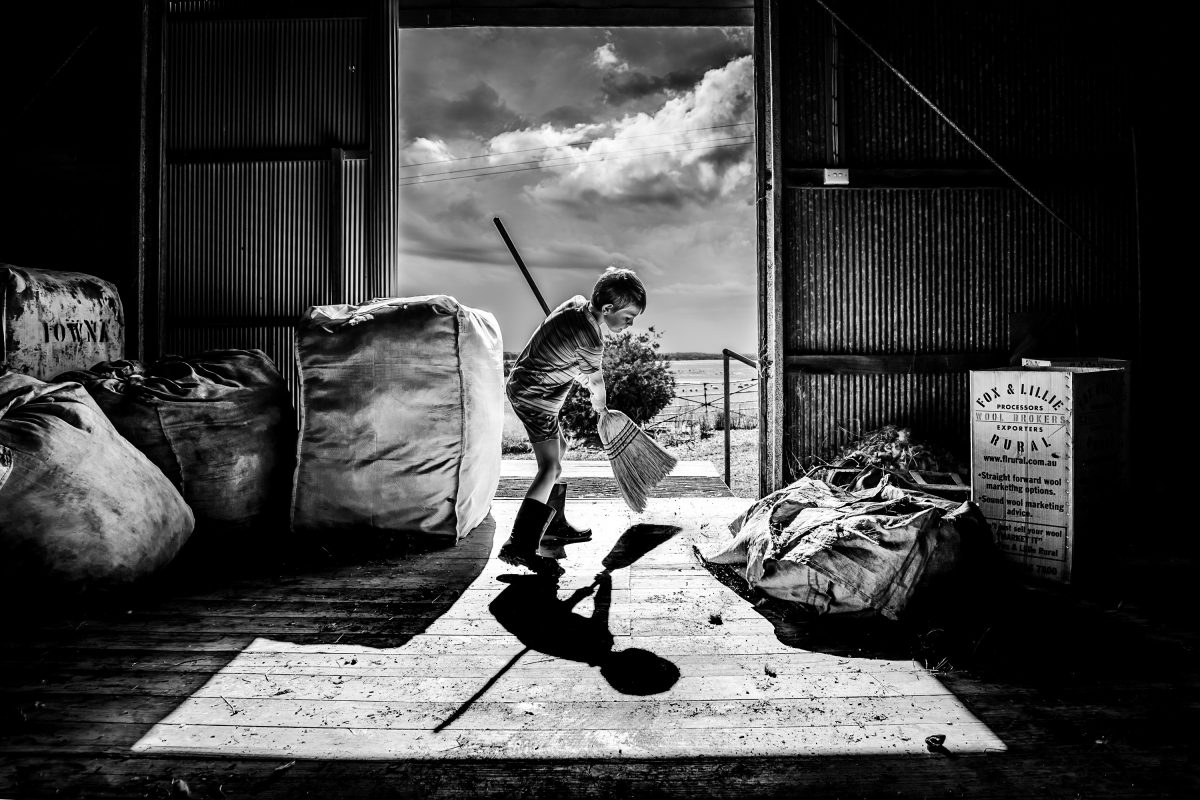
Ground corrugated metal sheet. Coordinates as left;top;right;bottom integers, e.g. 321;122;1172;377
785;371;969;479
341;159;368;303
785;1;1128;167
840;3;1127;166
165;161;340;318
166;18;365;151
779;0;831;164
785;188;1137;353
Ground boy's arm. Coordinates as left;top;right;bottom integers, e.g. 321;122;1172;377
587;370;607;414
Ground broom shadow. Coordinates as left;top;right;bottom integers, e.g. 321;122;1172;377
435;523;684;731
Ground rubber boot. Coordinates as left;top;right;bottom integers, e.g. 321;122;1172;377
498;498;564;578
542;480;593;543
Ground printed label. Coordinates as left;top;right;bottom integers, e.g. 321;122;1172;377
971;371;1072;577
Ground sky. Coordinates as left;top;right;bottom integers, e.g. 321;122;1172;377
395;26;756;355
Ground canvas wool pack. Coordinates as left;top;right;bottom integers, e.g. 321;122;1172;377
291;295;504;540
55;349;295;540
0;371;194;588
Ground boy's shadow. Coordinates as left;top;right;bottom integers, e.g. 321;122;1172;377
491;523;685;696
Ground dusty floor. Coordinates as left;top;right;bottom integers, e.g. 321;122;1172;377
1;462;1197;798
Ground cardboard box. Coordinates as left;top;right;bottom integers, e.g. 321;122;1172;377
970;365;1126;583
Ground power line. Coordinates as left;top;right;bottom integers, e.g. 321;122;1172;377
400;121;754;169
402;133;755;181
399;138;754;187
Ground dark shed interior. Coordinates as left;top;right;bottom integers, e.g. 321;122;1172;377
1;2;1191;798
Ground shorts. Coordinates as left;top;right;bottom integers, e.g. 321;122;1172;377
506;383;564;444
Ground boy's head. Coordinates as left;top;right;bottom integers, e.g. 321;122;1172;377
592;266;645;333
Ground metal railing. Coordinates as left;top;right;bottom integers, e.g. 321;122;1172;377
722;348;759;489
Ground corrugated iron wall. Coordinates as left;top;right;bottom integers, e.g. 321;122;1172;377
160;11;369;404
787;188;1135;355
776;1;1138;477
166;19;366;151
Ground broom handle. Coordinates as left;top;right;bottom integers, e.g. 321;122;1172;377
493;217;551;316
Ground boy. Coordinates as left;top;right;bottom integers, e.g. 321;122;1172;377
500;266;646;577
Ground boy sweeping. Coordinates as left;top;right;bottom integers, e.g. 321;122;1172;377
500;267;646;577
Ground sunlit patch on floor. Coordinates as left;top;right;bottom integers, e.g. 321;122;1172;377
133;483;1006;760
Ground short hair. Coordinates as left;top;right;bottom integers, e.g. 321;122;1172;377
592;266;646;312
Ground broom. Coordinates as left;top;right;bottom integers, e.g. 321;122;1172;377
599;410;677;513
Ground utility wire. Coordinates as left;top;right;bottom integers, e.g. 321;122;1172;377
400;138;753;187
401;121;753;169
402;133;754;181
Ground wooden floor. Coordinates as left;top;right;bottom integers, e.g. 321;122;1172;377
1;462;1197;798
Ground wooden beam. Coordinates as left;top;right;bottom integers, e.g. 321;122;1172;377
785;353;1009;374
784;166;1107;190
756;0;784;498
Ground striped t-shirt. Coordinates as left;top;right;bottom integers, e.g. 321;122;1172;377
506;295;604;415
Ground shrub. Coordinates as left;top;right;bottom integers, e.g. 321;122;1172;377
560;327;676;440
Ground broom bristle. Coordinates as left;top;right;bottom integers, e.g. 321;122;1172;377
599;411;678;512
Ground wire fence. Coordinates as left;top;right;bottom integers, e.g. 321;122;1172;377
647;378;759;434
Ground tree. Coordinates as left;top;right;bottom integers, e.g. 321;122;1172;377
560;327;676;440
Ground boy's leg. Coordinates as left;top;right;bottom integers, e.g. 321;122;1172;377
497;435;565;578
544;432;592;543
526;436;564;504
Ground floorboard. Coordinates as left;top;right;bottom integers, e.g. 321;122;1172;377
2;463;1197;798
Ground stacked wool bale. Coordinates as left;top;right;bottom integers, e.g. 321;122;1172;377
0;371;194;588
291;295;503;541
56;349;296;541
2;264;124;379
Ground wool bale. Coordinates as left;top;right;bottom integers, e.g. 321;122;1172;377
2;264;124;380
0;371;194;587
55;349;296;538
292;295;503;540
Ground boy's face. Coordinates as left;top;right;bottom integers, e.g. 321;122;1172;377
600;303;642;333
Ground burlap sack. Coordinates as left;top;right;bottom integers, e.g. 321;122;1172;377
55;349;295;538
0;372;194;586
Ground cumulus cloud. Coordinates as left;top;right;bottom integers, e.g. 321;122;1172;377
400;137;455;167
480;55;754;211
400;78;527;141
592;41;628;72
397;188;663;277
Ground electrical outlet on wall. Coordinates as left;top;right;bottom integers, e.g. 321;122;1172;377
823;168;850;186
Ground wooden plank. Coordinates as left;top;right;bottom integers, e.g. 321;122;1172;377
4;664;1036;704
2;748;1190;800
15;693;985;731
126;719;1011;758
495;476;735;499
500;460;719;479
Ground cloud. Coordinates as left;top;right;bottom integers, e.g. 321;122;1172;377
401;78;527;141
540;105;597;126
592;42;628;72
400;137;455;167
397;190;663;277
654;279;757;297
487;55;754;212
600;69;705;105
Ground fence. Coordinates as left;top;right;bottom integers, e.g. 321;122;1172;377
647;373;759;434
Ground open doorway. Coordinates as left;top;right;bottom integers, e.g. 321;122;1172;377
395;26;759;495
